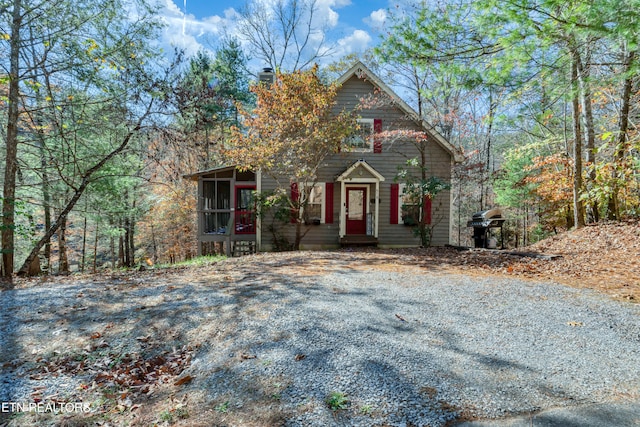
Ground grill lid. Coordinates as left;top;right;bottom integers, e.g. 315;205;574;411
467;208;506;228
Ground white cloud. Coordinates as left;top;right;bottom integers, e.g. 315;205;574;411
335;29;372;57
156;0;367;66
367;9;387;28
157;0;235;56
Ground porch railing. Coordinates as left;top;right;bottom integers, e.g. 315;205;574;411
235;210;256;234
366;212;374;236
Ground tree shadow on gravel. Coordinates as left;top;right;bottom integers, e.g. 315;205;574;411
3;253;638;426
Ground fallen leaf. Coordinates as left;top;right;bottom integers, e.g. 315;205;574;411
174;375;194;386
294;354;306;361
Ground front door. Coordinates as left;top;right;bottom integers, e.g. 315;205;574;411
346;187;367;235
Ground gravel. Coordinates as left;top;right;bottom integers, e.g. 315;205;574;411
1;261;639;426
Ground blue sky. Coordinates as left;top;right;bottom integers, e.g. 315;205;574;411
157;0;396;62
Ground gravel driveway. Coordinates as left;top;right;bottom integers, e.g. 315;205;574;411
1;252;639;426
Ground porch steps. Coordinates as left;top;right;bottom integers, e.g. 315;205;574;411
339;235;378;247
232;240;256;257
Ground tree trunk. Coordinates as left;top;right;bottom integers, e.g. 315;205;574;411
129;199;136;266
1;0;23;288
110;234;115;269
118;227;125;268
607;48;635;220
58;216;69;274
93;219;99;273
40;147;52;273
81;216;87;272
571;49;586;229
17;120;147;276
576;49;598;222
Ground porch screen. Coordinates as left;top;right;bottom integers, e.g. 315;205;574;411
203;180;232;234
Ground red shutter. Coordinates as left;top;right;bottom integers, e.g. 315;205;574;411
325;182;334;224
290;182;299;223
373;118;382;153
423;196;432;225
390;183;399;224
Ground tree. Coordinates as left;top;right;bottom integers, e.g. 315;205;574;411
378;0;640;237
0;0;170;285
396;157;450;247
224;65;356;249
175;40;253;169
237;0;335;72
376;0;505;233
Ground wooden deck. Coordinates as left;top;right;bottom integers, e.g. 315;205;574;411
339;235;379;247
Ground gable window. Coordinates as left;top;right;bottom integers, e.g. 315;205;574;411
344;118;374;152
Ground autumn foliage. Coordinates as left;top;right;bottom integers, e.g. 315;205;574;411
524;153;574;230
224;66;356;249
224;65;355;180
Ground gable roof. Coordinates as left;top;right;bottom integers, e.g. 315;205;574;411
336;61;464;163
336;159;385;182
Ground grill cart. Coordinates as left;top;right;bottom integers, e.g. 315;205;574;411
467;208;506;249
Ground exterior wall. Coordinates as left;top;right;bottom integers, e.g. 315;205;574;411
258;74;453;250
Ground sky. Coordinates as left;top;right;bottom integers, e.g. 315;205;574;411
157;0;397;65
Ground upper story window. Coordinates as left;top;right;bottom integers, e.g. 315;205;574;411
344;118;374;152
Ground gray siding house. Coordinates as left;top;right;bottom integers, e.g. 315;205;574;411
186;62;462;254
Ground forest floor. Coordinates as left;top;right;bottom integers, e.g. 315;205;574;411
1;220;638;426
417;218;640;302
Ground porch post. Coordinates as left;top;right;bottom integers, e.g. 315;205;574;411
197;178;203;251
339;180;346;237
256;169;262;252
374;181;380;238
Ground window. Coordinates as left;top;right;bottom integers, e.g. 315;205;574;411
399;184;420;226
395;183;431;225
344;118;374;152
301;183;324;224
292;182;334;224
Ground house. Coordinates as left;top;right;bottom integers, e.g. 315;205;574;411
185;62;462;254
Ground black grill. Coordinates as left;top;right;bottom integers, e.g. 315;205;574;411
467;208;506;248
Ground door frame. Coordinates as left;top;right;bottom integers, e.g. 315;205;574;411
336;160;385;239
345;186;368;235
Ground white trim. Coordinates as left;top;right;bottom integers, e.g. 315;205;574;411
256;170;262;251
336;159;385;182
337;160;384;239
397;183;406;225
